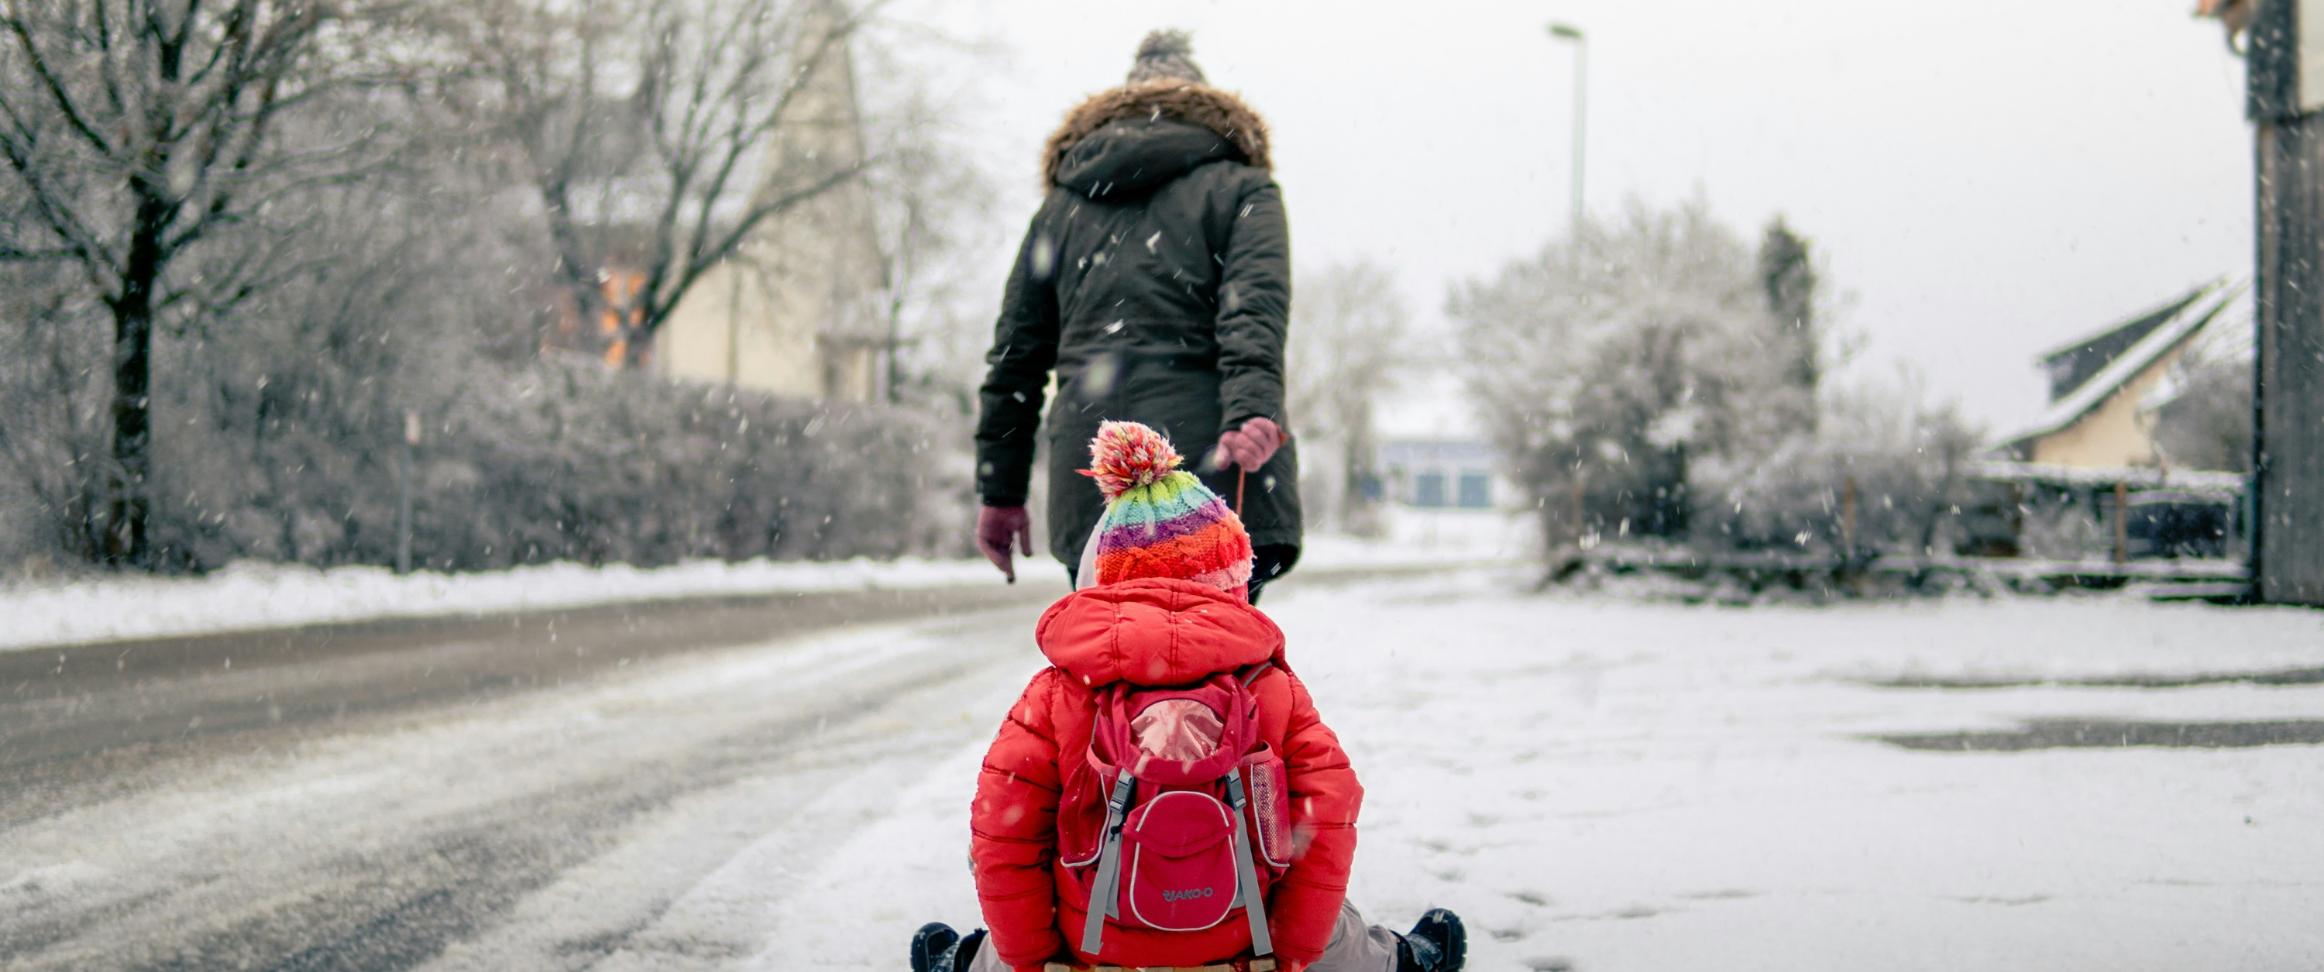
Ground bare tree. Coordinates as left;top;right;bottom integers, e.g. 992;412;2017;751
2153;339;2255;474
866;152;988;405
854;54;999;409
0;0;364;565
0;267;105;560
1288;260;1411;530
444;0;883;365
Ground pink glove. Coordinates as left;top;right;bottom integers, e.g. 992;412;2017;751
975;505;1034;583
1211;417;1284;473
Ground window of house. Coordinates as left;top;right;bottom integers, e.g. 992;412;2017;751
1458;472;1492;509
1415;472;1448;508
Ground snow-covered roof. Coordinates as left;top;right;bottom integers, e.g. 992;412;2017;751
1997;280;2241;452
2140;287;2253;414
2031;287;2211;394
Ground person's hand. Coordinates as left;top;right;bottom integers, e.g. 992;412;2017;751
975;505;1034;583
1211;417;1284;473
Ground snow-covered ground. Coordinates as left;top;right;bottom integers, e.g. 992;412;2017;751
0;556;999;652
13;559;2317;970
754;577;2324;971
0;508;1526;652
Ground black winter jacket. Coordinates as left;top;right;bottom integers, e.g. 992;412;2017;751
976;81;1300;564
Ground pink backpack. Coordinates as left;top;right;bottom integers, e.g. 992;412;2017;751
1063;664;1292;961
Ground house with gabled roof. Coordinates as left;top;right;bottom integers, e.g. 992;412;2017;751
648;0;890;403
546;0;891;404
1996;279;2243;470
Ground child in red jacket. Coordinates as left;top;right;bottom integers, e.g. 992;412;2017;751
912;422;1464;972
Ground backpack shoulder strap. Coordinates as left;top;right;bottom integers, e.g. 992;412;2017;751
1238;661;1275;687
1078;768;1137;956
1225;772;1274;958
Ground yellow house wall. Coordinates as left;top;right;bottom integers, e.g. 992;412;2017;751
2026;349;2188;468
648;2;887;402
654;261;827;397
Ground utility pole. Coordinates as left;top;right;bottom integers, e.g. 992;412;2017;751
1550;23;1588;244
2247;0;2324;605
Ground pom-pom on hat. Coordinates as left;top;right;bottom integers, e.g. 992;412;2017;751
1078;421;1254;597
1126;29;1206;85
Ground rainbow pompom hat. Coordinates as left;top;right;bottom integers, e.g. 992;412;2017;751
1076;421;1255;598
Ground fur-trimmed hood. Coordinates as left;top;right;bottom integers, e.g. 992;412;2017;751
1041;82;1271;196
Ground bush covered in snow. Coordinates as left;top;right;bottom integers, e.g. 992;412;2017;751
1452;199;1982;561
179;362;962;572
5;305;966;574
1453;199;1784;546
1689;377;1982;556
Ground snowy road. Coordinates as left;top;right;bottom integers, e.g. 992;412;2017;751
0;583;1060;970
6;571;2324;971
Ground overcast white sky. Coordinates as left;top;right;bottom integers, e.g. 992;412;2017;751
910;0;2253;435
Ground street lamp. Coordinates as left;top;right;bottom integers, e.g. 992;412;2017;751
1548;22;1587;244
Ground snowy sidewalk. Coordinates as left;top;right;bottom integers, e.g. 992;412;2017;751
0;557;998;652
740;575;2324;971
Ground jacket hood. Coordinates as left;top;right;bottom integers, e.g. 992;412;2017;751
1042;81;1272;199
1035;578;1283;688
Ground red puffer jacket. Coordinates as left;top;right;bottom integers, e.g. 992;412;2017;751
970;579;1362;971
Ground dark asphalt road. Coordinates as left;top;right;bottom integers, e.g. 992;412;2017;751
0;579;1062;971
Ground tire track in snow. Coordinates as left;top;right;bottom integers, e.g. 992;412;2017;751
419;631;1037;971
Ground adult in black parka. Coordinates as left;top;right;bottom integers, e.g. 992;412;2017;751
974;31;1301;600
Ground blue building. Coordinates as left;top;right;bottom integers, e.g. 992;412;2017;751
1377;438;1500;510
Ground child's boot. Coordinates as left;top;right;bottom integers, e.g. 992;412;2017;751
1396;908;1467;972
909;923;984;972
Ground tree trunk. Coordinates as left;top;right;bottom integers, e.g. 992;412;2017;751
1341;403;1376;531
103;304;155;567
100;188;170;567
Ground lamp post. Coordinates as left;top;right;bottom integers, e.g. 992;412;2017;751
1549;22;1588;244
397;410;419;575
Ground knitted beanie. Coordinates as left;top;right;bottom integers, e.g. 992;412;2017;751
1078;421;1254;596
1126;29;1206;85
